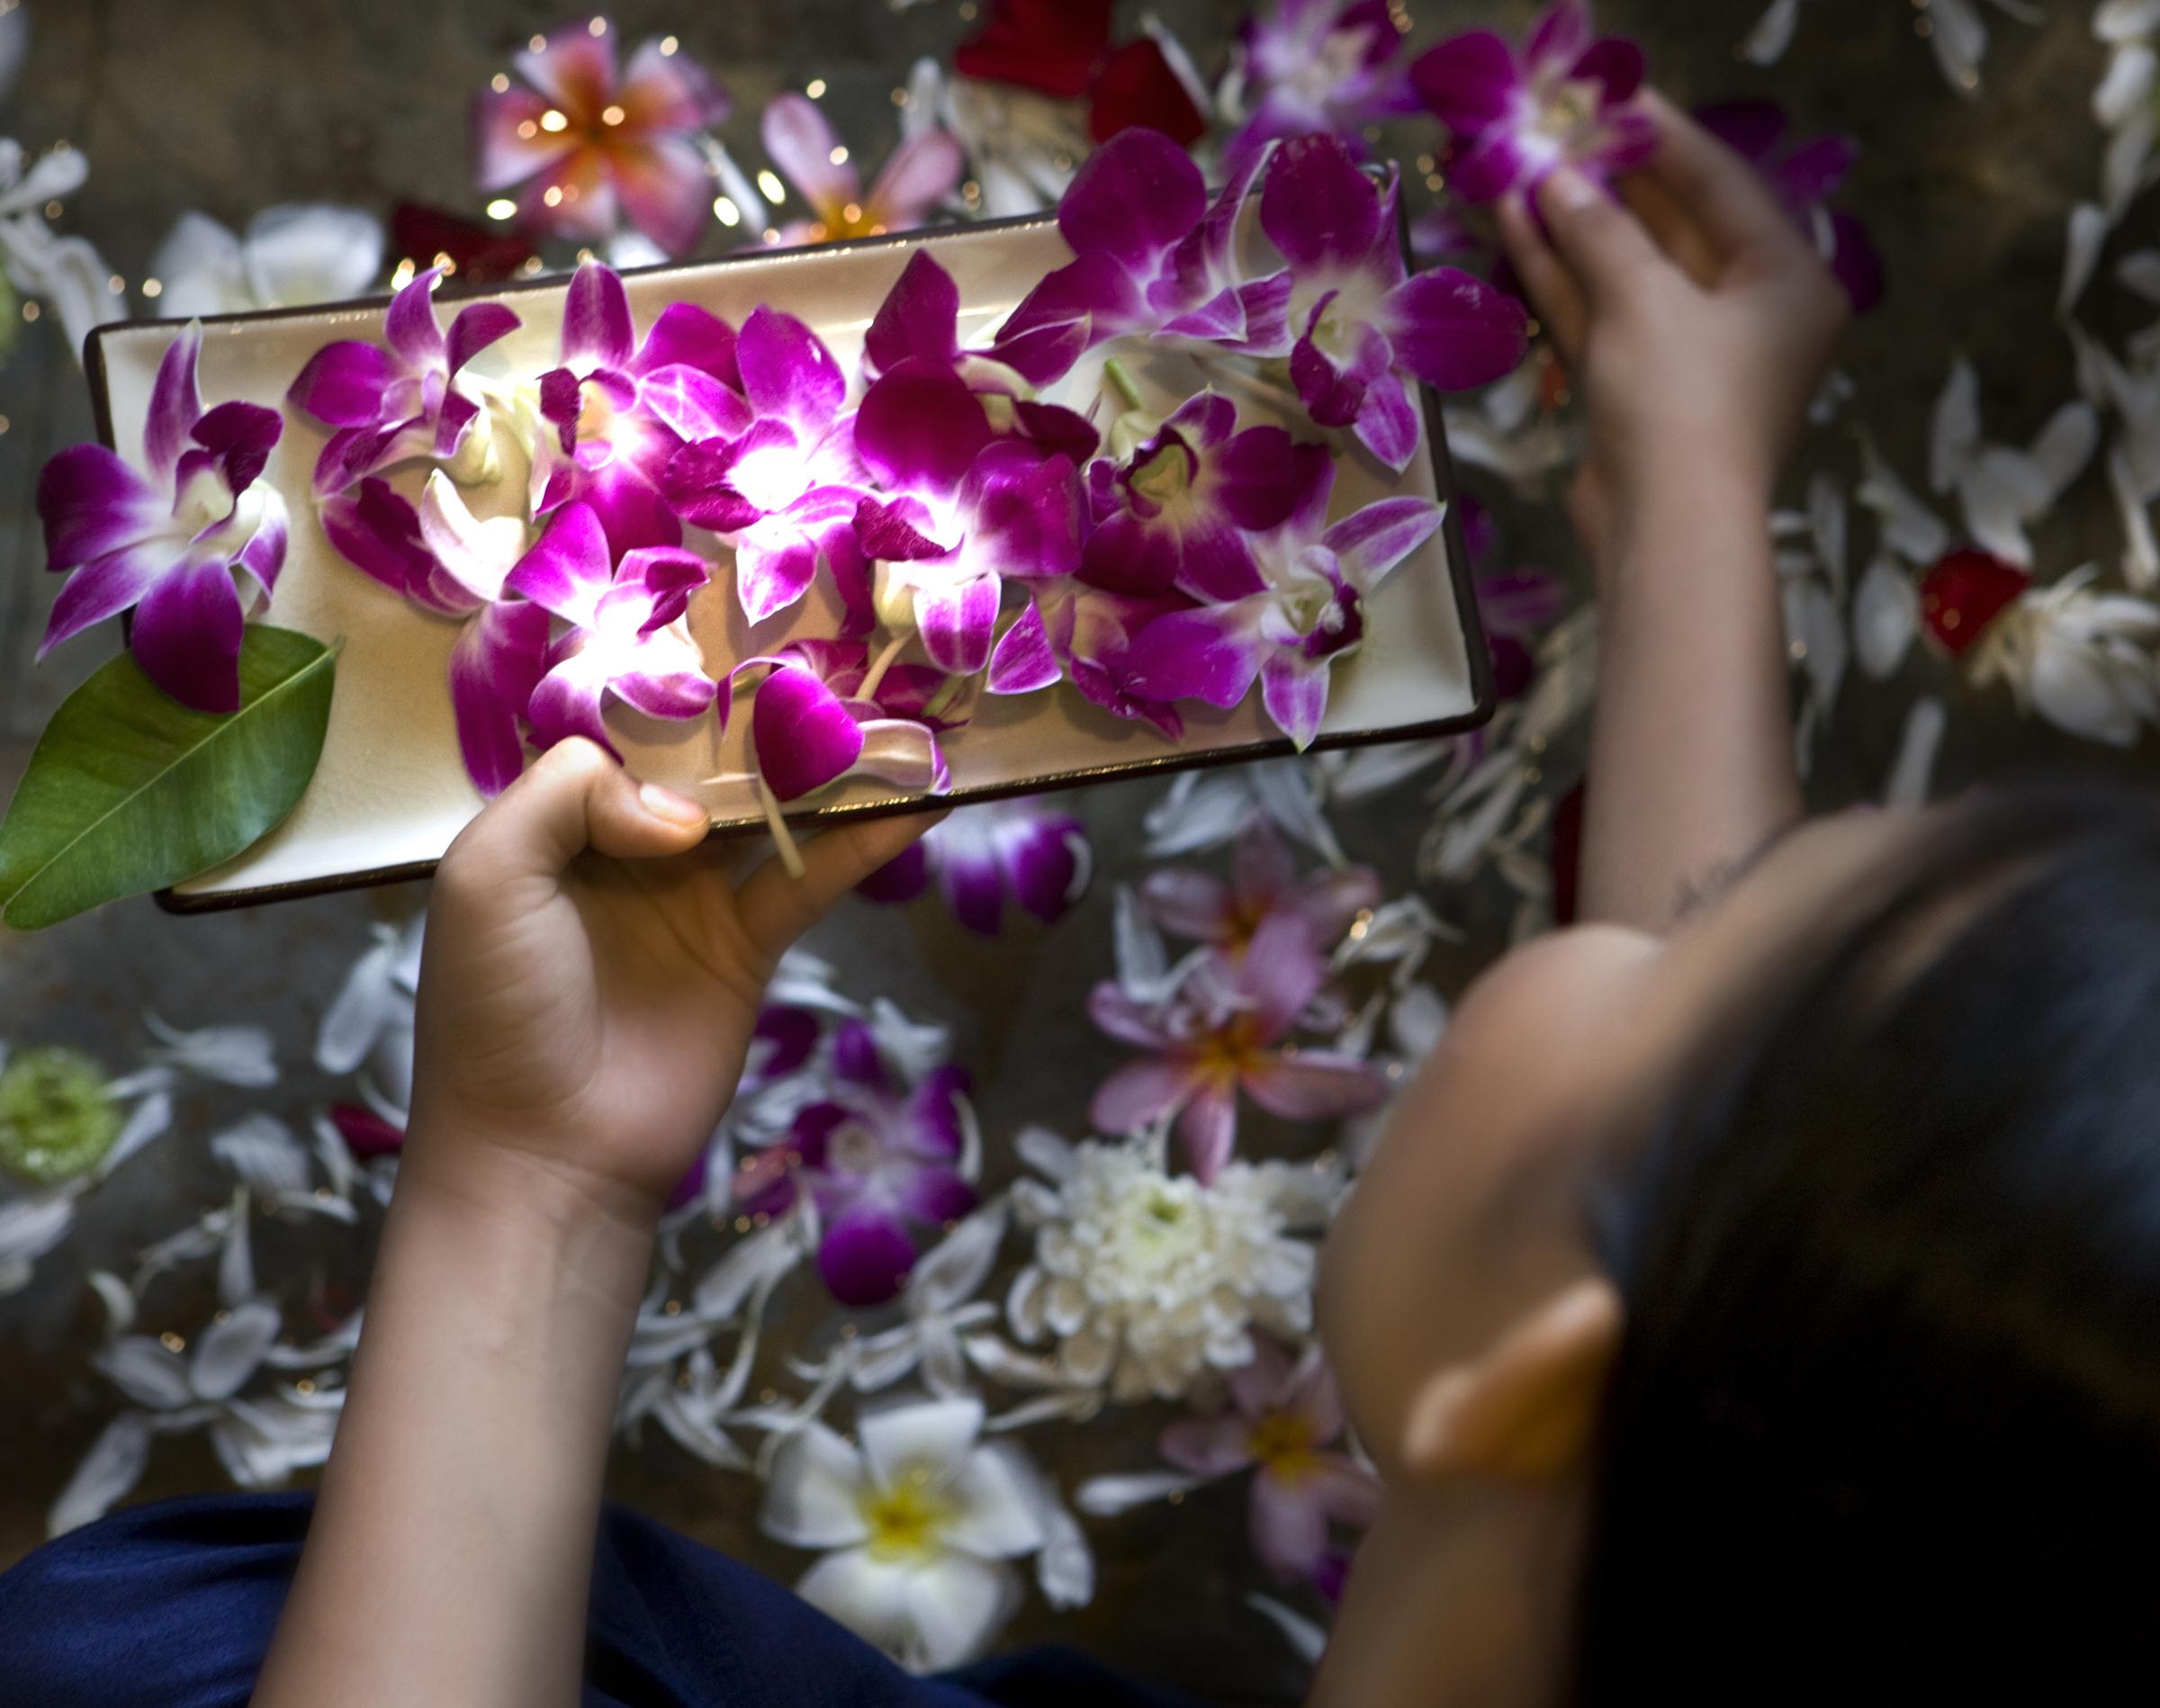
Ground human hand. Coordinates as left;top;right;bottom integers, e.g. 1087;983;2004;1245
404;738;940;1230
1496;90;1849;562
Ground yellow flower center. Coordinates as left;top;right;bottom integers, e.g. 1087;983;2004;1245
1246;1411;1320;1483
860;1469;953;1562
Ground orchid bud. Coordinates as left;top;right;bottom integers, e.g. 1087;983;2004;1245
871;558;922;635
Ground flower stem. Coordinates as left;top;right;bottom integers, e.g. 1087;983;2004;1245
756;778;807;879
855;632;912;706
1103;356;1145;413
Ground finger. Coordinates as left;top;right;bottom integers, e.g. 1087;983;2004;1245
442;738;712;895
1637;89;1810;266
736;805;950;964
1495;192;1588;366
1616;174;1721;290
1533;166;1667;310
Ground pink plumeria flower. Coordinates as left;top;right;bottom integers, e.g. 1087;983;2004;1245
858;797;1091;936
37;323;288;713
661;306;873;626
505;499;716;756
1252;135;1530;472
1410;0;1654;202
533;259;751;560
989;127;1284;387
1142;824;1380;959
1089;912;1386;1182
760;92;965;246
287;265;521;498
317;472;551;796
734;637;960;804
1223;0;1422;168
734;1020;977;1307
851;358;1083;676
1123;462;1445;750
1160;1339;1378;1583
1081;392;1329;600
989;579;1193;739
472;17;729;258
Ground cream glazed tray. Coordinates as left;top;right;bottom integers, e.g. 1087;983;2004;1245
85;209;1494;910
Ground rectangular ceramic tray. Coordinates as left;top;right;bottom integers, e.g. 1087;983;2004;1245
85;209;1493;912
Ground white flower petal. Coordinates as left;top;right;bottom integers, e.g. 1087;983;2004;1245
238;204;383;307
1854;555;1922;679
189;1300;282;1401
49;1412;153;1537
1927;0;1990;94
2029;628;2152;747
940;1444;1048;1560
96;1338;194;1410
212;1114;310;1196
98;1091;172;1179
147;211;252;318
2098;0;2160;45
2062;203;2111;316
902;1552;1021;1673
1930;358;1982;492
910;1202;1007;1314
796;1548;918;1662
314;934;401;1074
2117;247;2160;304
760;1424;874;1548
1246;1593;1329;1665
1884;697;1948;809
0;1189;80;1293
860;1397;986;1488
1074;1470;1203;1516
145;1013;277;1087
1740;0;1802;64
2029;401;2102;502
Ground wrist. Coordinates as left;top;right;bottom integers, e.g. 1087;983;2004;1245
1598;454;1776;591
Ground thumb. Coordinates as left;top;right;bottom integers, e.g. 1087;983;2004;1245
441;738;711;895
1534;165;1665;309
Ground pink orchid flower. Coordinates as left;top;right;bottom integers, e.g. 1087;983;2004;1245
1411;0;1655;203
660;306;872;627
760;93;965;246
734;1020;977;1307
316;472;550;796
989;579;1192;739
1142;824;1380;958
37;323;288;713
1223;0;1422;169
733;638;960;805
1696;100;1884;313
472;17;729;258
858;797;1091;936
532;258;750;561
1160;1339;1379;1583
287;265;521;499
505;499;716;757
851;358;1083;676
1089;912;1385;1182
1121;461;1445;750
1255;135;1530;472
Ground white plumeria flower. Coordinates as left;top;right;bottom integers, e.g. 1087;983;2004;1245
1001;1128;1341;1402
1930;356;2100;568
148;203;383;318
1969;566;2160;748
0;136;122;363
317;914;424;1112
143;1011;277;1087
760;1397;1049;1671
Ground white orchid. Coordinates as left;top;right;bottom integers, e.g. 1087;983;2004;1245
760;1397;1056;1670
0;135;121;363
317;913;425;1113
148;203;383;319
997;1128;1340;1403
1141;760;1345;865
144;1011;277;1087
842;1203;1008;1398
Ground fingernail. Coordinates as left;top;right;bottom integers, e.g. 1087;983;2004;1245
1542;166;1600;212
639;780;708;827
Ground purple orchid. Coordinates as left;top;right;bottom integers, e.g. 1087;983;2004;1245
1696;100;1884;313
761;93;965;246
287;265;521;499
1159;1339;1378;1583
37;323;289;713
661;304;876;628
317;471;551;796
1081;392;1328;599
1457;491;1567;701
988;580;1192;740
858;797;1091;935
504;499;716;757
988;128;1284;387
850;358;1083;676
1142;824;1380;958
863;250;1100;465
1223;0;1421;168
1122;462;1445;749
734;1020;977;1307
1411;0;1655;203
1089;912;1385;1182
472;18;729;259
734;638;960;805
1257;135;1530;472
533;259;751;562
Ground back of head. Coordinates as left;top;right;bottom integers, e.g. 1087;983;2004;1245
1576;781;2160;1695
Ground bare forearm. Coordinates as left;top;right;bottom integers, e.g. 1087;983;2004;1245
1579;467;1802;931
251;1139;652;1708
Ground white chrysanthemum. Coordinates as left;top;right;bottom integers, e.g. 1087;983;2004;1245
1003;1128;1341;1403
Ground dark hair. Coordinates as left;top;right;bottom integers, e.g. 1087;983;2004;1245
1575;780;2160;1695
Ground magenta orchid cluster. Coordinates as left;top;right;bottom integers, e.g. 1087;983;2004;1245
248;126;1523;807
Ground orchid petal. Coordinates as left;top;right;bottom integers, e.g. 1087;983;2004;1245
987;600;1062;695
1323;496;1445;586
286;339;404;428
320;478;437;605
505;500;613;625
1408;30;1518;131
1382;268;1530;391
914;576;1002;677
864;249;961;378
737;306;847;433
754;665;866;801
1121;606;1264;710
132;553;246;713
856;358;994;500
385;267;449;371
1261;136;1384;270
634;301;740;387
1260;652;1331;750
37;444;165;568
445;301;521;379
562;259;635;374
449;600;548;797
1058;126;1206;274
819;1209;919;1308
144;325;206;481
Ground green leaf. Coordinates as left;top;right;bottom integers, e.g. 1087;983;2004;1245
0;626;338;930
